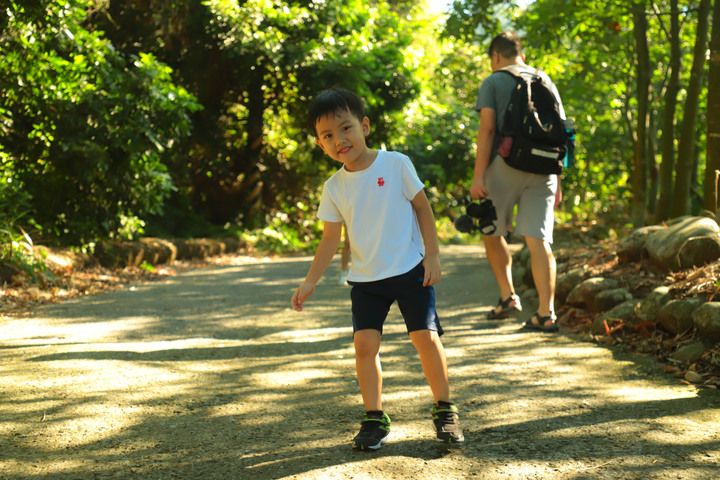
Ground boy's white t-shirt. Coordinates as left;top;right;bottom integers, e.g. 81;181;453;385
317;150;425;282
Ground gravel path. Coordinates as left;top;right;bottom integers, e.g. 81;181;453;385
1;244;719;480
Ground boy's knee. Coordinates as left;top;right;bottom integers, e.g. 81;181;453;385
409;329;440;346
354;329;381;356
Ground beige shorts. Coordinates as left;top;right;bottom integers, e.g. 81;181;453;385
485;155;558;243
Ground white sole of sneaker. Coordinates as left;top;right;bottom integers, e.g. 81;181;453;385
355;432;390;451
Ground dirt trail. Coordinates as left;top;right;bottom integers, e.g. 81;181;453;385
1;244;719;480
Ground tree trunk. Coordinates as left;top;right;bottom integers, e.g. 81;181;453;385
631;1;651;227
704;0;720;215
647;107;659;217
656;0;681;221
671;0;712;218
238;68;266;228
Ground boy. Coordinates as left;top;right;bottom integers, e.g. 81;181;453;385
291;87;464;450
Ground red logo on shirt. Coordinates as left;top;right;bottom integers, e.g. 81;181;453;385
377;177;385;187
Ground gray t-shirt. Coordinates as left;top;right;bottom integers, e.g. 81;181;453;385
474;65;565;157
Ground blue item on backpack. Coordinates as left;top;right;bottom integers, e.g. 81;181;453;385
563;118;576;169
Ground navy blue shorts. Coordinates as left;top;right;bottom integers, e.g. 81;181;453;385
347;262;443;335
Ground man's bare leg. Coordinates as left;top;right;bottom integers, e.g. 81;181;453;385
484;234;519;315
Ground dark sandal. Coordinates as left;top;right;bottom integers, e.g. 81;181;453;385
487;294;522;319
522;312;559;332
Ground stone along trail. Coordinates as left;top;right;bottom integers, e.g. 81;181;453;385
1;245;719;480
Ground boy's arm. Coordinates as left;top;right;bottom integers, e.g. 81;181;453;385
410;189;442;287
291;220;343;312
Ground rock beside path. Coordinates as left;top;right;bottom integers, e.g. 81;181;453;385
0;237;246;286
617;216;720;271
645;216;720;271
94;237;245;268
511;220;720;387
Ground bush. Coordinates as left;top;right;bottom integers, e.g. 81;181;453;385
1;1;200;244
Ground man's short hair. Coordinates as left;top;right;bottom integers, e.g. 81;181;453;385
307;87;366;136
488;31;522;59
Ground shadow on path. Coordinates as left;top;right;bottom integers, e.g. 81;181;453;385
1;245;719;480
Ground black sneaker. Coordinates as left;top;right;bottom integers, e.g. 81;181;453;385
352;412;391;450
431;402;465;444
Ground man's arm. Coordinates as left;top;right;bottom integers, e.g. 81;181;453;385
410;189;441;286
555;177;562;207
470;107;497;200
291;220;343;312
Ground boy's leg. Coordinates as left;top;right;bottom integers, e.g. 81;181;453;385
354;329;383;411
352;328;390;450
409;329;464;444
394;266;464;444
408;329;450;403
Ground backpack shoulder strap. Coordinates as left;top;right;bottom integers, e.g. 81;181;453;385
498;65;537;77
494;69;521;81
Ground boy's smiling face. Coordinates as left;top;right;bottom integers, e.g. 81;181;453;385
315;108;373;172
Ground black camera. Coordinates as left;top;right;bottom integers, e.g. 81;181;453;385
454;198;497;235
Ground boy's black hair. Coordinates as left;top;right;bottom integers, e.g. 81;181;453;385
488;31;522;59
307;87;366;136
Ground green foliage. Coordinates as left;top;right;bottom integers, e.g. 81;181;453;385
444;0;713;226
0;157;51;282
82;0;426;235
1;0;712;254
517;0;709;222
0;179;51;283
1;0;200;244
0;226;52;284
241;211;321;255
209;0;423;217
139;261;156;273
443;0;521;42
114;214;146;241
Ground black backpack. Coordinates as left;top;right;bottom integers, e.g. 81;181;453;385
497;68;569;175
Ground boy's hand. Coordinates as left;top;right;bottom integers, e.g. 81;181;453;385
422;253;442;286
291;281;315;312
